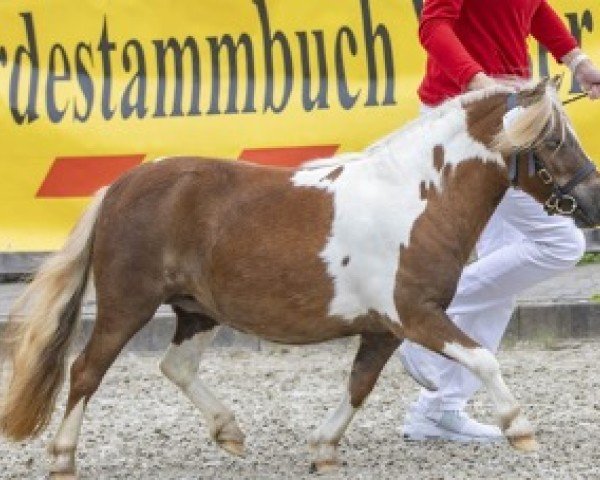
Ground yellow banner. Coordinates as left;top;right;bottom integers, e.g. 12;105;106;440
0;0;598;252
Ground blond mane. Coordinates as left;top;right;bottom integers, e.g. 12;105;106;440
492;80;562;152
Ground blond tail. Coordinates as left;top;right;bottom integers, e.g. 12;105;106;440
0;187;108;441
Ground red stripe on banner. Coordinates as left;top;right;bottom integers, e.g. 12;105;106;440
238;145;339;167
37;154;145;198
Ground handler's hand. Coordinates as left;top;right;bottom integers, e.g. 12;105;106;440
467;72;497;91
576;61;600;100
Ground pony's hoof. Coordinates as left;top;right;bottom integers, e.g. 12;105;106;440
218;439;246;457
309;459;340;474
308;443;339;473
214;417;246;457
509;435;539;452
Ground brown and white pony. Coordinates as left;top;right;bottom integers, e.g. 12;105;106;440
2;77;599;478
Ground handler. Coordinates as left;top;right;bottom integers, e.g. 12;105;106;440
399;0;600;442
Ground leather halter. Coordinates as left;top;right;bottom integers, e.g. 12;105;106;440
505;92;596;216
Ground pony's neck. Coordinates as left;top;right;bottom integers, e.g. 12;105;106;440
364;99;506;189
410;154;509;268
365;94;510;261
365;85;514;161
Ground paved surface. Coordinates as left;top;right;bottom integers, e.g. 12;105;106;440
1;264;600;349
516;263;600;304
1;342;599;479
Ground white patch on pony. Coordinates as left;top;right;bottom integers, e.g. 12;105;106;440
300;152;364;170
52;398;86;450
49;397;86;472
292;104;503;323
442;342;531;435
442;343;498;378
309;392;357;447
504;411;534;438
160;330;240;440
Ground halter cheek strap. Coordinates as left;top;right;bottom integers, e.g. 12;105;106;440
506;93;519;184
506;93;537;185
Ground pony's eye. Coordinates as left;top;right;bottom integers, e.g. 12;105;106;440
545;139;562;150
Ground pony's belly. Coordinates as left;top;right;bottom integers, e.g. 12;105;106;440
216;305;387;344
207;244;392;342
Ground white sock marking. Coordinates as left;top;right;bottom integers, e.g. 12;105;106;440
160;330;236;438
310;392;357;447
442;342;530;433
49;397;86;472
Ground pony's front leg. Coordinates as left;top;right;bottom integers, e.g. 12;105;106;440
308;332;400;472
399;304;537;452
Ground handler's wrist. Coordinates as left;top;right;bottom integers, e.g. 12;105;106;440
567;52;590;75
574;59;597;89
467;72;493;91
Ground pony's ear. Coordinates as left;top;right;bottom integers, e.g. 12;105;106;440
518;77;549;107
551;73;564;91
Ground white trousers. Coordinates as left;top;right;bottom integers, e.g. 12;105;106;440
401;187;585;411
400;106;586;412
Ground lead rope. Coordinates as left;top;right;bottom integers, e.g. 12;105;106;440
562;92;588;106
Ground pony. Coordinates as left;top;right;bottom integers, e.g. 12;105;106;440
2;76;599;478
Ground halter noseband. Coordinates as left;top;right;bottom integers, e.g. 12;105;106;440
506;92;596;216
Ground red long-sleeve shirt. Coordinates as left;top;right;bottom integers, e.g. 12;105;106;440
418;0;578;106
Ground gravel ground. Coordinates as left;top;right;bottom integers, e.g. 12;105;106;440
1;339;600;479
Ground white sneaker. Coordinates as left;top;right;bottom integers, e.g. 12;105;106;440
397;342;438;392
403;407;503;442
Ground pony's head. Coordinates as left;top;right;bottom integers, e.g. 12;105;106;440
464;77;600;227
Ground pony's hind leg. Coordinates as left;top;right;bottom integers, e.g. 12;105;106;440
308;332;401;472
159;307;245;457
400;306;537;452
48;299;160;479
